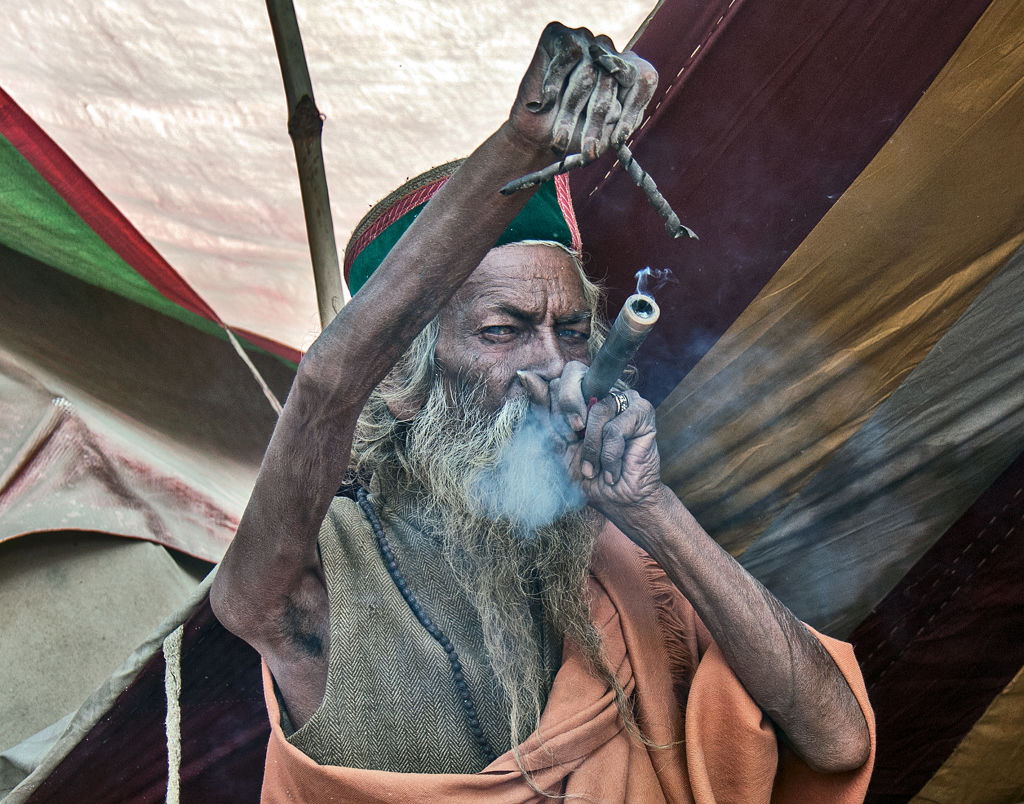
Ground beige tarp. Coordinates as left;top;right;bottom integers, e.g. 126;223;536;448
0;0;655;352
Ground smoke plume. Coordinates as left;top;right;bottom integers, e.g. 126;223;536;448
469;406;585;532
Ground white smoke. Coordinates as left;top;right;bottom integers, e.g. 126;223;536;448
469;406;585;533
635;266;678;297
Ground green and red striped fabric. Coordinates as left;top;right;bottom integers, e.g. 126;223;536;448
0;87;301;366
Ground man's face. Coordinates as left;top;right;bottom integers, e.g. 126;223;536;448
434;243;591;411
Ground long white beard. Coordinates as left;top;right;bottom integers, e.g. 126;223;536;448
399;376;603;747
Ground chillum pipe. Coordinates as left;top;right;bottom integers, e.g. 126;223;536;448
581;293;660;401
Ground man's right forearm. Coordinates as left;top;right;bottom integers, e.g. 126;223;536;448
213;124;552;636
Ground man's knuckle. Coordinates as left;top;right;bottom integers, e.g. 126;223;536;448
639;70;659;94
578;62;600;87
543;21;571;42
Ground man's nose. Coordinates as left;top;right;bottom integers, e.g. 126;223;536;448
523;330;568;380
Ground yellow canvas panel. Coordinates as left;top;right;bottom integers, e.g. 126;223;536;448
655;0;1024;554
910;665;1024;804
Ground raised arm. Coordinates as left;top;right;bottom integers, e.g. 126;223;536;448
210;24;658;717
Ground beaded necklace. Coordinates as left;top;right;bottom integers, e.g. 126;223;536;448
356;487;499;763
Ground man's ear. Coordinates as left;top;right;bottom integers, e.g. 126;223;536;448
385;393;425;422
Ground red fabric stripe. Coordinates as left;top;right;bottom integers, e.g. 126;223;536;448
233;327;302;365
573;0;992;405
0;87;219;322
1;87;301;364
848;450;1024;803
343;177;450;275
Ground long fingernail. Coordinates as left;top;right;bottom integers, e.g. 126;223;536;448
604;471;614;485
569;414;584;431
582;461;595;478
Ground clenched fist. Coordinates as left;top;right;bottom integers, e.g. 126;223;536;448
509;22;658;164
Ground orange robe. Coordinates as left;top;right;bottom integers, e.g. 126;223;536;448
261;526;875;802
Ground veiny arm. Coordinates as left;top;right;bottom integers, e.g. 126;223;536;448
539;364;873;773
210;24;658;723
619;484;872;773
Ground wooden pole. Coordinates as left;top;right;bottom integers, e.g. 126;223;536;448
265;0;348;330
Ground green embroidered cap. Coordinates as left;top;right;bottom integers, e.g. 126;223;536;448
343;159;582;294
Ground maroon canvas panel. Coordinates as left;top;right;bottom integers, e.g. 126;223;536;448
26;598;268;803
847;449;1024;804
572;0;992;405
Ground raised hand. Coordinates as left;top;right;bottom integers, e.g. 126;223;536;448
509;23;658;163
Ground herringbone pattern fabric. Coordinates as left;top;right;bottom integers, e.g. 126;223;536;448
287;491;557;773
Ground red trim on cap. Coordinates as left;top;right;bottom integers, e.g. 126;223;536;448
343;176;450;274
555;173;582;252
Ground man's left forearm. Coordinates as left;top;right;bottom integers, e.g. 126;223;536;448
611;484;871;773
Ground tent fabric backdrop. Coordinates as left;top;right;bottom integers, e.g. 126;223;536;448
1;85;298;561
0;87;302;363
0;0;657;351
2;0;1023;801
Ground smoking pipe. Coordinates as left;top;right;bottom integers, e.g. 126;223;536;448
581;293;660;402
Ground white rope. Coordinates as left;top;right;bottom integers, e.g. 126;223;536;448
163;624;184;804
222;325;284;416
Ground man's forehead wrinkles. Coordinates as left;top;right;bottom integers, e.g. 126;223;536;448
470;276;582;301
556;310;593;325
473;285;550;311
448;243;588;321
478;297;590;321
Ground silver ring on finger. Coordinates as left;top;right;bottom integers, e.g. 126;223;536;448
610;389;629;416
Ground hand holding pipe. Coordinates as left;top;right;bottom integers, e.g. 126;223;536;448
581;293;660;401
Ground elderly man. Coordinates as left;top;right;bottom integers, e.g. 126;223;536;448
211;23;873;801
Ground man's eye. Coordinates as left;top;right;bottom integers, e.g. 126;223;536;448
558;328;590;340
481;325;516;339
